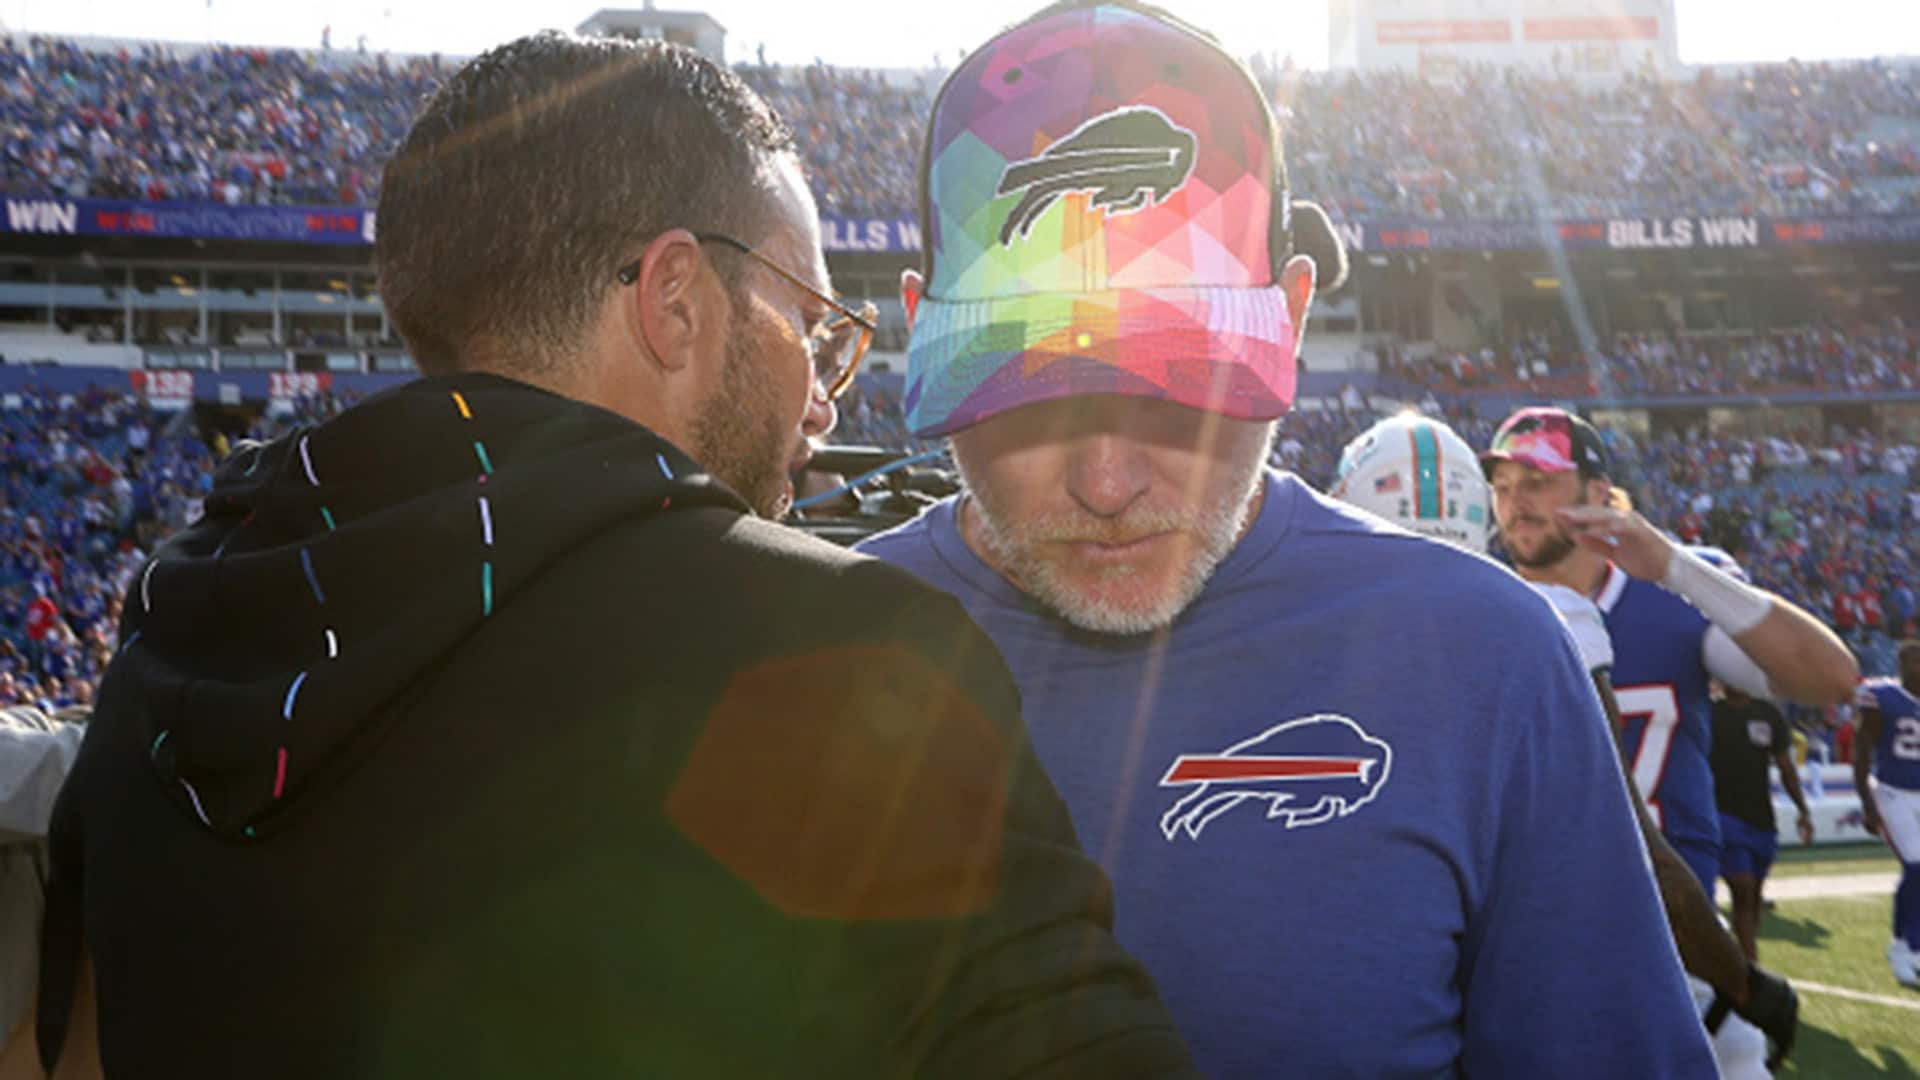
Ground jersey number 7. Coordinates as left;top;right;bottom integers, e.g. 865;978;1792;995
1617;684;1681;830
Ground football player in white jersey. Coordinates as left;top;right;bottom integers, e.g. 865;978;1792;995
1334;412;1795;1076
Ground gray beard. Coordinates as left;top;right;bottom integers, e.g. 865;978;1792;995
957;460;1264;637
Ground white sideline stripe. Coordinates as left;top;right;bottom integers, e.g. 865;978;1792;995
1715;872;1898;905
1792;979;1920;1012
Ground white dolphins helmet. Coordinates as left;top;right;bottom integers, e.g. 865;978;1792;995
1331;413;1493;554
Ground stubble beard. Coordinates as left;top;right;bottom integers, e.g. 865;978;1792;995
690;308;793;520
1504;486;1586;570
958;454;1265;636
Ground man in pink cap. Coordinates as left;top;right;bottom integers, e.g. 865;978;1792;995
1485;405;1857;1072
862;2;1715;1074
1483;405;1856;890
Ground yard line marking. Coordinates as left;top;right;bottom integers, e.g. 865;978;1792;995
1792;979;1920;1012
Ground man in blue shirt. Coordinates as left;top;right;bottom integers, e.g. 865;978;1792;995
1482;408;1858;895
1854;642;1920;988
1485;409;1860;1071
859;2;1714;1073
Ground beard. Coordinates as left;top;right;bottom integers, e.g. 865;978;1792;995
1507;528;1577;569
957;453;1265;637
690;307;794;520
1504;486;1586;569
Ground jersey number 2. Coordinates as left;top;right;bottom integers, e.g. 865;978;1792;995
1894;716;1920;761
1618;684;1681;829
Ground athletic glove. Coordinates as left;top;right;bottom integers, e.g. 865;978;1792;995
1706;963;1797;1069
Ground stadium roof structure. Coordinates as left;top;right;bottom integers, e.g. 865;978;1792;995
576;6;727;62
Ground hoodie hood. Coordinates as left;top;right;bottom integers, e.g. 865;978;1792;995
120;373;744;841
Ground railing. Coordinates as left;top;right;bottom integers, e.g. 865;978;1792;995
142;346;415;374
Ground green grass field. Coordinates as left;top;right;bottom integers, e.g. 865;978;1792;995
1737;844;1920;1077
1771;843;1904;879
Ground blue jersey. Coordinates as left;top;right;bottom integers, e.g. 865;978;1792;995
1856;679;1920;791
859;472;1712;1079
1593;562;1721;856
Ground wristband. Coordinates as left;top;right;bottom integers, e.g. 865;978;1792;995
1662;546;1772;637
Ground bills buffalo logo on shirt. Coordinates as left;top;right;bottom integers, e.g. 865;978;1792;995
1159;714;1393;840
995;105;1197;245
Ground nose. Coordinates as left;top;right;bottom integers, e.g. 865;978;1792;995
1065;429;1151;518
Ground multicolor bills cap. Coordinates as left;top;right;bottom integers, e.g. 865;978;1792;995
1481;407;1611;478
905;1;1299;437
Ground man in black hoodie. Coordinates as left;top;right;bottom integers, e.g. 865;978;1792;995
37;32;1198;1079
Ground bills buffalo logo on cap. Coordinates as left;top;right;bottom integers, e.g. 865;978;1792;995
995;105;1197;245
1159;714;1393;841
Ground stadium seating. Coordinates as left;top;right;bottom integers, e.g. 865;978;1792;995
3;31;1916;739
1;37;444;205
1269;57;1920;221
1373;322;1920;399
0;384;362;711
5;36;1916;222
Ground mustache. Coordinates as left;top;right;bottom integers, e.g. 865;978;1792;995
1502;512;1563;530
1003;508;1206;546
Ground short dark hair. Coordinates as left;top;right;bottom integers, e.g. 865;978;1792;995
377;32;796;375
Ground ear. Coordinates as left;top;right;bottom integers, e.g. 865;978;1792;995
627;228;710;374
900;268;924;332
1279;254;1316;341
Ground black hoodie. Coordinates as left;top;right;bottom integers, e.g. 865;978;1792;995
38;374;1198;1078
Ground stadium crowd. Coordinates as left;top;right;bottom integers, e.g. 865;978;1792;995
1378;320;1920;399
735;63;932;219
1270;57;1920;221
0;385;212;712
0;383;364;714
4;35;1917;224
0;36;445;205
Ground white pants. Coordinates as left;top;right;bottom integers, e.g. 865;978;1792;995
1873;780;1920;864
1688;975;1771;1079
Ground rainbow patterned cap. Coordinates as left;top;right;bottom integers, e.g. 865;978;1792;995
905;2;1297;437
1481;407;1611;478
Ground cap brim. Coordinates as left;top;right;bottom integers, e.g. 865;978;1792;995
903;286;1297;438
1479;448;1579;479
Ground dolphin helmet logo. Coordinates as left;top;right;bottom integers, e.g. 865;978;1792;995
1159;714;1393;841
995;105;1198;246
